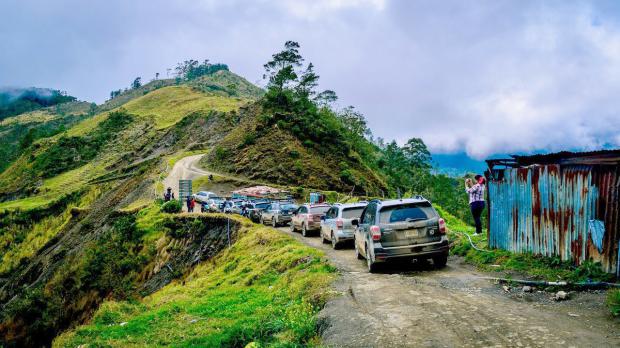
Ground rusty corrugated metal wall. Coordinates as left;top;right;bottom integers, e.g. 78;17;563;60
488;164;620;273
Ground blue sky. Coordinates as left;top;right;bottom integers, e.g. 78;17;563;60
2;0;620;160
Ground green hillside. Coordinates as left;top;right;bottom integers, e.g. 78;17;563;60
0;101;94;172
0;47;472;347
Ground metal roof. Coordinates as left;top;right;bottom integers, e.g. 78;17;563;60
487;149;620;169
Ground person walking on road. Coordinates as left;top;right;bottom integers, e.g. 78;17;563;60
466;174;486;235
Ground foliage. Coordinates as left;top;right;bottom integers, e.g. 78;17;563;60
607;289;620;317
54;222;335;347
160;200;182;214
32;109;133;178
0;88;76;121
131;77;142;90
175;59;229;80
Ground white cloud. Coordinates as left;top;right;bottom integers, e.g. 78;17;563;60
1;0;620;160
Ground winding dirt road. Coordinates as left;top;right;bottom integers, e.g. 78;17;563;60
278;227;620;348
162;154;210;199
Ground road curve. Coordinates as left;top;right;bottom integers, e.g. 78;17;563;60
277;226;620;348
162;154;210;199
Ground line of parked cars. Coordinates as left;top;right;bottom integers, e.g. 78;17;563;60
193;191;449;273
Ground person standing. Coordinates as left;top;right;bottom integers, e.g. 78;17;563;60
466;175;486;235
190;197;196;213
186;195;192;212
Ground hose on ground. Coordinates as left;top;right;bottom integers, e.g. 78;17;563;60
479;276;620;289
453;231;492;253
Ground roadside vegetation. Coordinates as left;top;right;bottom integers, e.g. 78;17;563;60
54;217;335;347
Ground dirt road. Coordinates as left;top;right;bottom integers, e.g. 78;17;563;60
278;227;620;348
163;154;210;198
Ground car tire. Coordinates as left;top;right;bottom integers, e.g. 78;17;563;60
290;222;296;232
433;255;448;269
331;233;340;250
355;239;363;259
301;224;308;237
321;230;330;244
366;246;380;273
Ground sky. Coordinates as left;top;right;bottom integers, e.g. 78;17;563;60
2;0;620;160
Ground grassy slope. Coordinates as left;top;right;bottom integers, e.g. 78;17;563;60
54;220;335;347
0;101;93;171
0;86;249;211
203;104;387;194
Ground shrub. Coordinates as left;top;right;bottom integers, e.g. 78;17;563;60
214;146;229;161
242;133;257;146
607;289;620;317
160;200;182;213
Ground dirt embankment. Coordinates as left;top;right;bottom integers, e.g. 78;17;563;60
278;227;620;348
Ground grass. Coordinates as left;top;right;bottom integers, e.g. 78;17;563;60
54;220;336;347
607;289;620;317
123;86;249;129
0;186;102;275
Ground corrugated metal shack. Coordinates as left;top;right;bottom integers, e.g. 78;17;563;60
486;150;620;273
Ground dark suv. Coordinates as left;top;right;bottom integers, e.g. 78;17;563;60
353;198;449;272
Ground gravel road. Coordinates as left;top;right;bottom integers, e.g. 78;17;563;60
278;227;620;348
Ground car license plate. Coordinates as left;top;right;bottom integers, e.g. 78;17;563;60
405;229;422;238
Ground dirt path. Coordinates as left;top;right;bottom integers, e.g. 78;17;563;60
162;154;210;198
277;227;620;348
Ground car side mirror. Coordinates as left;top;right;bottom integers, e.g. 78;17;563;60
351;219;359;226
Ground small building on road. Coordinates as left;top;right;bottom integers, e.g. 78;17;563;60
486;150;620;274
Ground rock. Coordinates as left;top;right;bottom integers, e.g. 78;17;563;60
502;285;510;292
120;322;128;326
568;313;580;317
522;285;533;293
554;291;569;301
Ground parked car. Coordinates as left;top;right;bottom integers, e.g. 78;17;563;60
193;191;217;203
353;198;448;272
320;202;367;249
290;203;331;237
261;202;298;227
205;197;224;212
248;201;271;223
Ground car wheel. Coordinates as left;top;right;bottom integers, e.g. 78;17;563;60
366;244;380;273
433;255;448;269
290;222;296;232
355;238;363;259
331;233;340;250
272;218;277;228
301;224;308;237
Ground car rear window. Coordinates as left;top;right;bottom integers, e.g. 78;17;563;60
342;207;365;219
256;203;270;209
379;203;435;223
310;206;330;214
282;204;298;211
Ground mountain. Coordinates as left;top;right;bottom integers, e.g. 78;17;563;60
0;65;391;346
0;87;77;121
432;153;487;176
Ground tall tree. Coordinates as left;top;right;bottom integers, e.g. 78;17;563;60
131;77;142;89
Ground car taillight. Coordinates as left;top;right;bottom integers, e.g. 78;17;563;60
438;218;446;234
336;219;343;228
370;225;381;241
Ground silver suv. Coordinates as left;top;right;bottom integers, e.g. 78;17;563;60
353;198;449;272
320;202;367;249
260;202;298;227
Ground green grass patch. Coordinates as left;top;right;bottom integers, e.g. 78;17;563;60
607;289;620;317
54;223;335;347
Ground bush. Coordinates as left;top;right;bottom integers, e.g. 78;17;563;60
160;200;182;213
607;289;620;317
